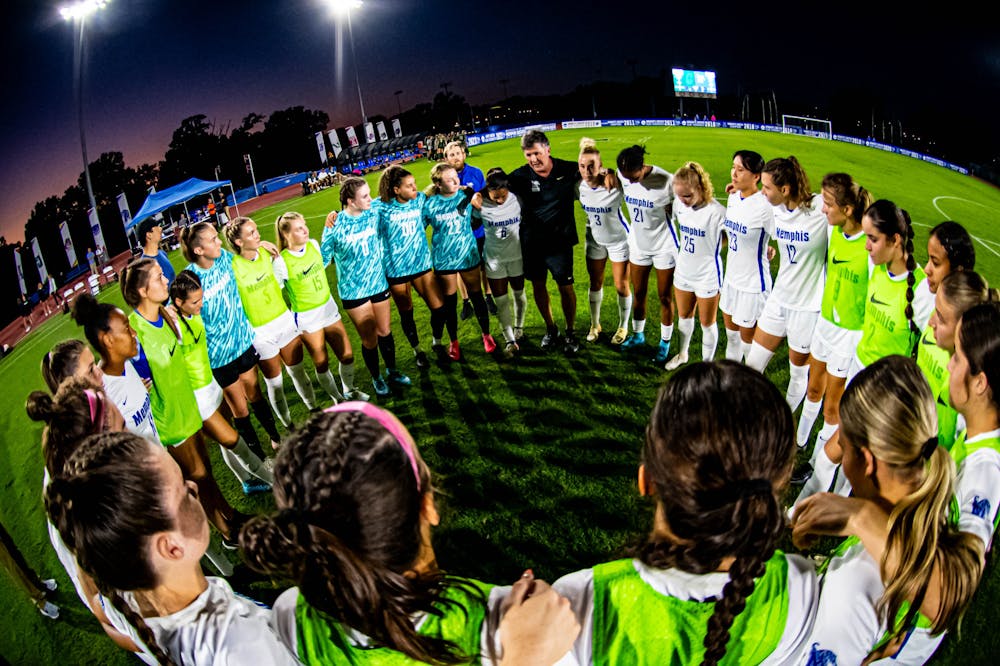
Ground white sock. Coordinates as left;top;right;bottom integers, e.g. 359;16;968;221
202;542;234;577
339;360;356;394
701;324;718;361
220;446;253;484
660;322;675;345
618;294;633;331
833;470;852;496
724;329;742;362
741;340;751;363
263;373;291;428
589;288;603;328
286;362;317;410
513;289;527;328
745;342;774;373
796;398;823;447
786;363;809;412
812;422;839;465
228;436;274;484
675;318;693;355
495;293;515;342
633;318;646;335
795;447;839;508
317;368;344;401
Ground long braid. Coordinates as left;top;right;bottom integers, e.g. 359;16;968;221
901;209;919;358
106;590;175;666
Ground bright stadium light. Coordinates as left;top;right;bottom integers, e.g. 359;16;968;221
59;0;108;21
325;0;362;14
323;0;367;123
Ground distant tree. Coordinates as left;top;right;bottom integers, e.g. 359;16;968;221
259;106;329;177
159;114;225;186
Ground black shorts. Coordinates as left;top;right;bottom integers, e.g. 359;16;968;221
523;246;575;286
341;289;392;310
211;344;260;389
476;236;486;266
387;269;431;286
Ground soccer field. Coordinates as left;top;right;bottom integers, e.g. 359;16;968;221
2;127;998;663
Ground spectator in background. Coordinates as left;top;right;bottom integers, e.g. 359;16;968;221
0;521;59;619
137;219;176;288
86;247;97;276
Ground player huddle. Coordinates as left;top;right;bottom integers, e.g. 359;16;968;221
22;127;1000;665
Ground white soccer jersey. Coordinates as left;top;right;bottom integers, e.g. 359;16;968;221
620;166;678;254
103;360;159;443
579;183;628;246
674;199;727;290
723;190;774;294
552;555;818;666
807;540;944;666
770;194;828;311
479;194;523;264
954;429;1000;549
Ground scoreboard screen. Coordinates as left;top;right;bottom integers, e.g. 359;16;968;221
672;69;717;99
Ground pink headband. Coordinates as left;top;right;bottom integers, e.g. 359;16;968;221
325;402;421;490
83;388;104;433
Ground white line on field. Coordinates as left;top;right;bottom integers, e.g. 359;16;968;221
931;196;1000;259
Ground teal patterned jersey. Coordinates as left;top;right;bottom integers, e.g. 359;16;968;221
320;209;389;301
423;191;480;271
186;249;255;368
376;194;432;278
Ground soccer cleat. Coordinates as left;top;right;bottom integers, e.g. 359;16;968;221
486;294;498;315
386;368;411;386
241;479;272;496
483;334;497;353
37;601;60;620
42;579;58;593
653;340;671;364
460;300;474;321
503;341;519;359
586;325;602;342
514;326;524;341
620;331;646;350
563;332;581;355
372;375;390;397
414;350;430;369
540;328;560;351
344;389;371;402
610;327;628;345
448;340;462;361
664;351;689;371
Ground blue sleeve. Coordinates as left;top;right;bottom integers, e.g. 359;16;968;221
469;166;486;191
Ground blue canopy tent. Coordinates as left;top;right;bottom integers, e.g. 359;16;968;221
126;177;238;230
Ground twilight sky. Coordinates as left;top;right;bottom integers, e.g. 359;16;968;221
1;0;996;243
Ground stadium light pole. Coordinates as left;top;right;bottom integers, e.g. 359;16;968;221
327;0;367;123
61;0;108;216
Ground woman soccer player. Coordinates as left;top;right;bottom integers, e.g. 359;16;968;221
474;168;528;359
445;140;496;318
40;339;104;393
424;162;496;357
225;216;318;424
321;177;409;397
241;404;578;665
179;222;281;458
617;145;679;362
720;150;774;362
746;156;828;413
275;211;360;401
577;138;631;344
45;431;300;665
170;270;274;495
377;165;447;369
664;161;727;370
553;361;817;664
792;356;982;664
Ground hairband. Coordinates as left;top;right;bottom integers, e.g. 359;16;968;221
326;402;421;490
921;436;939;460
83;388;104;433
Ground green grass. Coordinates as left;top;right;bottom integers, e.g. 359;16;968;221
2;127;998;663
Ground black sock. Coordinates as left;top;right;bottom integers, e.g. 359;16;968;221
430;306;446;340
250;399;281;443
470;292;490;335
399;308;419;348
378;333;397;369
361;344;380;378
234;415;265;458
445;293;458;340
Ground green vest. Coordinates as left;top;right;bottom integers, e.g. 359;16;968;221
295;579;493;665
951;432;1000;469
178;314;214;391
281;243;332;313
821;230;868;329
232;251;289;328
856;265;927;365
129;311;202;446
591;555;789;665
916;327;959;450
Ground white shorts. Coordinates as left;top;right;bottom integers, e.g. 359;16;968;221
252;310;299;360
757;297;819;354
846;356;865;385
673;274;720;300
811;317;863;378
294;297;342;334
719;283;768;328
484;255;524;280
628;237;676;270
194;379;224;422
585;229;630;263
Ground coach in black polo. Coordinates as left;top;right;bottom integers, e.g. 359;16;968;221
507;129;581;354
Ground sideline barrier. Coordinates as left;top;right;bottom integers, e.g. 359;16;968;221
465;119;970;176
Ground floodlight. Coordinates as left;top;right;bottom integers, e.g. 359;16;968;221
325;0;362;14
60;0;109;21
